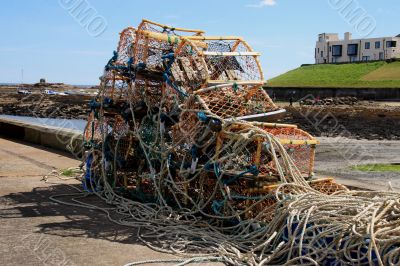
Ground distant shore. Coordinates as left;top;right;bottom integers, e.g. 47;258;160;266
1;83;399;140
0;83;97;119
0;82;99;94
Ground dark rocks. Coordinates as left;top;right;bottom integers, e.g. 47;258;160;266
0;93;90;119
300;96;358;106
282;105;400;141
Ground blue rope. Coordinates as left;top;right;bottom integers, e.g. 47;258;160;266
211;199;225;215
232;82;239;92
162;53;188;97
203;162;222;178
105;51;118;70
89;99;101;111
214;163;221;177
83;154;97;192
190;145;198;159
223;165;259;185
197;112;209;122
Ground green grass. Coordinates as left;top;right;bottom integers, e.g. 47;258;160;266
267;62;400;88
351;164;400;172
362;61;400;81
61;168;75;177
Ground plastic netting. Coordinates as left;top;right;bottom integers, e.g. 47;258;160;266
202;39;263;82
74;20;400;265
196;85;278;118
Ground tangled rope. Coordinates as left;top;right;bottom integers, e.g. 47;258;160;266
48;19;400;265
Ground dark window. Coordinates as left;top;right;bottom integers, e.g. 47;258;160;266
332;45;343;56
375;41;381;49
350;56;358;62
365;42;370;49
321;51;323;57
387;41;397;48
362;56;370;61
347;44;359;56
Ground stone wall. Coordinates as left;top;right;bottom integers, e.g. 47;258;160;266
265;87;400;101
0;118;83;157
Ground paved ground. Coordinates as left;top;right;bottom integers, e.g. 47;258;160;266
315;137;400;191
0;138;181;266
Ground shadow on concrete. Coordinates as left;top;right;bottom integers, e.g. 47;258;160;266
0;184;143;245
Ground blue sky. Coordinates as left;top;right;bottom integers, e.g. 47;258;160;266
0;0;399;85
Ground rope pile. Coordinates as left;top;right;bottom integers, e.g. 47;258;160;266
60;19;400;265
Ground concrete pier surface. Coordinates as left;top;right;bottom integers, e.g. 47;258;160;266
0;138;179;266
315;137;400;192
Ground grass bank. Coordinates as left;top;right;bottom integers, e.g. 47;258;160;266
352;164;400;172
268;61;400;88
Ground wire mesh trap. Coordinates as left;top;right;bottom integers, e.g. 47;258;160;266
74;19;400;265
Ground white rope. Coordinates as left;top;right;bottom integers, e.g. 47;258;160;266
43;23;400;265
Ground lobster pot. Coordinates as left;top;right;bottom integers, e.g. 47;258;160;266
84;114;129;143
134;31;174;71
130;76;184;117
84;113;109;143
169;39;208;93
99;71;115;99
110;115;130;138
309;178;348;195
112;79;131;100
214;123;271;176
195;85;278;119
171;99;219;170
110;134;136;166
260;126;317;177
132;35;208;94
99;74;132;101
132;78;164;108
137;19;204;36
116;27;136;65
216;133;258;174
214;123;318;178
197;38;263;82
237;178;348;222
133;20;204;74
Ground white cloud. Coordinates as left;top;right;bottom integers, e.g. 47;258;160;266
246;0;277;8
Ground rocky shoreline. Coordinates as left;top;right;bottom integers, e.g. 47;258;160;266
1;88;399;140
0;93;90;120
282;104;400;140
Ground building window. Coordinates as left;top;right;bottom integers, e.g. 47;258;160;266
332;45;343;56
362;56;370;61
350;56;358;62
347;44;359;56
321;51;323;57
375;41;381;49
365;42;370;49
387;41;397;48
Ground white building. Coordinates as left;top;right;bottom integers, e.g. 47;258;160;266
315;32;400;64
